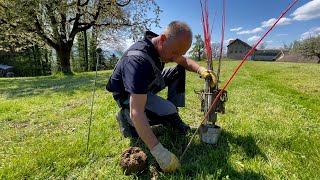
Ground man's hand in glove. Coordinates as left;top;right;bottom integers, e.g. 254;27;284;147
197;66;217;87
151;143;181;172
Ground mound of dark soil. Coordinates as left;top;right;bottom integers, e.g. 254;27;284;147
120;147;148;174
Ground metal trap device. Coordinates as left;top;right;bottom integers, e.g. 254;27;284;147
196;87;227;144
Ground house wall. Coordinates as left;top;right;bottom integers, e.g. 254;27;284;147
227;41;251;60
252;50;280;61
227;39;286;61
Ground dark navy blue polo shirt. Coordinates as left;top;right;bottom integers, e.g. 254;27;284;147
106;31;164;97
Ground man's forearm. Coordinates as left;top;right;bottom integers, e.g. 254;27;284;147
131;112;159;150
173;56;201;73
130;93;159;150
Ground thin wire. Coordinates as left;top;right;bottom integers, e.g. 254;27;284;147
86;50;101;156
180;0;299;162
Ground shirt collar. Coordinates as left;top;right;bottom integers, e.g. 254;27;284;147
143;31;160;59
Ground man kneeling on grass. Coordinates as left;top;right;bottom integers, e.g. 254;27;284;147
106;21;217;172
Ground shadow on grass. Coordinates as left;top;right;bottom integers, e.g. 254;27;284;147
126;126;267;179
0;73;111;99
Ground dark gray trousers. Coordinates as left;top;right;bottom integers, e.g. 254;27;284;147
146;64;186;114
126;64;186;126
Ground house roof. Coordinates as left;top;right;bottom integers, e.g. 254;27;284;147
227;38;252;48
0;64;13;70
228;39;235;44
256;49;282;52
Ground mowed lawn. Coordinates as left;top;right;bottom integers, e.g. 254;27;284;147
0;60;319;179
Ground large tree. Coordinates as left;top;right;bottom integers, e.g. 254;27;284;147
0;1;41;52
0;0;160;74
189;34;205;61
292;35;320;64
211;42;221;59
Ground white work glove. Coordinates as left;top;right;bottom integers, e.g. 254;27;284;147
197;66;217;88
150;143;181;172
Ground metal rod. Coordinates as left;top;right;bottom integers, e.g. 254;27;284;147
86;48;102;156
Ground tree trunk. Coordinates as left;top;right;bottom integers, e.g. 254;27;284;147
90;26;98;71
56;43;72;74
84;30;89;71
44;48;49;75
77;33;85;71
317;54;320;64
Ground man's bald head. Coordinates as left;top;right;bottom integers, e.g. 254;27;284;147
153;21;193;63
162;21;193;44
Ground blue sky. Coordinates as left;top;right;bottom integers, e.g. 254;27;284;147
143;0;320;49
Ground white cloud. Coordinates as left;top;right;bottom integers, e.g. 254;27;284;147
248;35;260;42
237;27;263;35
261;17;292;27
300;27;320;40
263;40;273;47
230;27;242;32
291;0;320;21
265;40;273;44
276;33;288;36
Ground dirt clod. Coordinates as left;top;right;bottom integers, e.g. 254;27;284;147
120;147;148;174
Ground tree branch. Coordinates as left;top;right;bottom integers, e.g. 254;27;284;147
45;4;60;43
78;23;93;31
0;18;16;28
34;16;58;49
79;0;89;7
105;0;131;7
117;0;131;7
60;13;67;41
94;18;151;28
69;1;83;43
0;2;7;9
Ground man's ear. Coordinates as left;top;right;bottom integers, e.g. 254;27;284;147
159;34;167;47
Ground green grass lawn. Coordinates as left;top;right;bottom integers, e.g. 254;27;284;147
1;60;319;179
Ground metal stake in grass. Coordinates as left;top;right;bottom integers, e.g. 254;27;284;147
180;0;299;162
86;48;102;156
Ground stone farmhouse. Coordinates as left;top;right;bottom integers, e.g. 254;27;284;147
226;39;286;61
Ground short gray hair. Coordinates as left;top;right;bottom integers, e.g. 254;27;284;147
163;21;193;42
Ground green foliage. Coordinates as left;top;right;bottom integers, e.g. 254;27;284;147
292;35;320;63
1;61;319;179
89;28;98;71
74;32;86;72
105;53;119;70
283;41;295;50
0;0;42;52
189;34;205;61
0;45;52;77
0;0;161;74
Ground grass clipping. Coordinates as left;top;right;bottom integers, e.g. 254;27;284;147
120;147;148;174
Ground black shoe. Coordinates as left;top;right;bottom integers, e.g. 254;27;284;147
116;108;139;138
163;113;190;133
